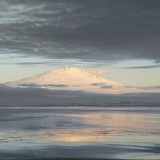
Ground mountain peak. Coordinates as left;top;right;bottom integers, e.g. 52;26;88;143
7;67;122;93
63;67;104;76
7;67;159;94
60;66;83;73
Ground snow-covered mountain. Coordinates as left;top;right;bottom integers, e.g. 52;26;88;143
7;67;157;94
7;67;120;93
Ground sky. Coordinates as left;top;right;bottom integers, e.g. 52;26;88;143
0;0;160;86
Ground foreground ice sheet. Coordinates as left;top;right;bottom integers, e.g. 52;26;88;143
0;106;160;159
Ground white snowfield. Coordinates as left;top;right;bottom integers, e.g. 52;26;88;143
7;67;159;94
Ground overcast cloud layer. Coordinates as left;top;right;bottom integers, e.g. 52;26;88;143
0;84;160;105
0;0;160;63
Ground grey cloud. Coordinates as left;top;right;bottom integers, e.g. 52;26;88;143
43;84;68;87
90;83;105;86
17;83;41;88
0;0;160;63
0;84;160;105
0;62;53;66
122;64;160;69
17;62;56;66
124;85;160;91
0;61;95;68
144;86;160;90
18;83;68;88
101;85;113;89
91;83;113;89
0;84;88;105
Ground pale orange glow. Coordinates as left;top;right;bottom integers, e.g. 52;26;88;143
69;112;154;131
40;129;105;142
37;112;153;143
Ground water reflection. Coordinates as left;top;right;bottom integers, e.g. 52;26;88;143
40;129;104;142
0;107;160;159
35;110;159;143
66;113;151;131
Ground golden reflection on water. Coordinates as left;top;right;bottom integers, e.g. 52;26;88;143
38;112;155;143
41;129;105;142
67;113;152;131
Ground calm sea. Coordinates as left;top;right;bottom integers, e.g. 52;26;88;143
0;106;159;159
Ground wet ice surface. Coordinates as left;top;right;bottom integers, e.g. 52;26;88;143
0;106;160;160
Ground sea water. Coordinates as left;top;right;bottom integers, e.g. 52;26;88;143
0;106;159;159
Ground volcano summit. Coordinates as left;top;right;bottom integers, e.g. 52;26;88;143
7;67;158;94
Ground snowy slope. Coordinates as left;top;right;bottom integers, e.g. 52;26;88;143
7;67;157;94
8;67;120;86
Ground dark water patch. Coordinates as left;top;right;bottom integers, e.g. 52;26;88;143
0;144;160;160
0;106;159;159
